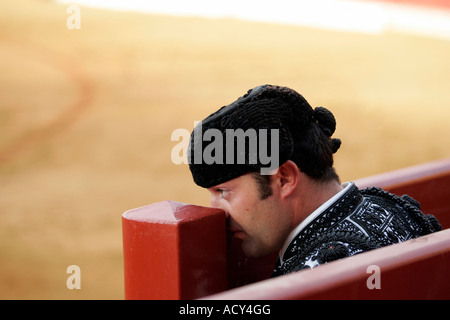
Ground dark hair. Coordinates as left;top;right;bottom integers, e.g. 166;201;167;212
293;109;341;183
189;85;341;188
251;87;342;184
251;172;273;200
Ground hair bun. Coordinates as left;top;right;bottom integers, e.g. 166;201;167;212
313;107;337;137
330;138;341;154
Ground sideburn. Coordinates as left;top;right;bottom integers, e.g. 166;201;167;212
252;172;273;200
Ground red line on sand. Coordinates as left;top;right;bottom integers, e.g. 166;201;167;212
0;39;94;166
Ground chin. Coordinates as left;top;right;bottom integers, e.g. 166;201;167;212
242;243;275;259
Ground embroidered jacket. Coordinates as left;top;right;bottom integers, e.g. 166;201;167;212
272;182;442;277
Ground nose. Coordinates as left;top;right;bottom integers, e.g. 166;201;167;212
209;190;225;208
210;194;218;208
210;195;230;218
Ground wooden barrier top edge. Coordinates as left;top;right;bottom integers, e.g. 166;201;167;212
354;158;450;189
122;200;225;224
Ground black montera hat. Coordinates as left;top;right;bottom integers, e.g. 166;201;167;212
188;85;340;188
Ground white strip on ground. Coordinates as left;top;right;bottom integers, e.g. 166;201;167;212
56;0;450;40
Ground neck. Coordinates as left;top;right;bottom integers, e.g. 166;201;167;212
292;176;344;228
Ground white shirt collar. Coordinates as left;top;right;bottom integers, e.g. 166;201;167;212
278;182;354;265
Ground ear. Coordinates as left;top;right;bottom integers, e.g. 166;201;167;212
274;160;300;199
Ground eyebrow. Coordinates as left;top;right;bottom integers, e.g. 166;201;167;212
211;181;231;189
210;186;228;193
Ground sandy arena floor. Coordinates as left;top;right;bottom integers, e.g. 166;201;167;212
1;0;449;299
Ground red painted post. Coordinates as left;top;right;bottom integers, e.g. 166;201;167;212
122;200;227;300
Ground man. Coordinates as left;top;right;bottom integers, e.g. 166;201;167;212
188;84;442;277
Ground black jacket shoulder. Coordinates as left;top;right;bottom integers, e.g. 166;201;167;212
272;184;442;277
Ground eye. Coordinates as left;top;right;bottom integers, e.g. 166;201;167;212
217;188;230;199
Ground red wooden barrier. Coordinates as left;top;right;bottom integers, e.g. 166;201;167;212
122;201;227;299
205;228;450;300
122;158;450;299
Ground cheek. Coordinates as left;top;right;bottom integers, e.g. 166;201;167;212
228;197;258;226
244;202;270;233
255;200;287;239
